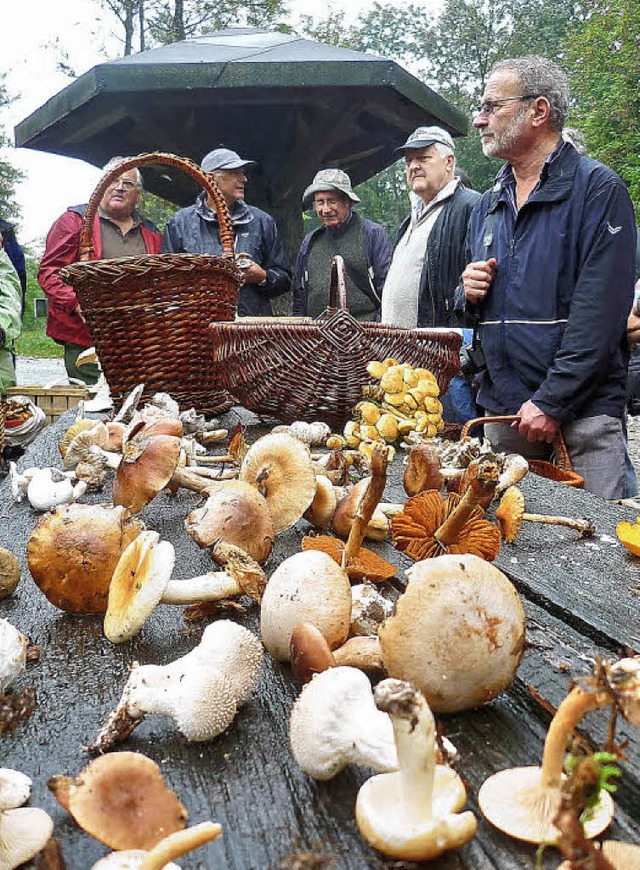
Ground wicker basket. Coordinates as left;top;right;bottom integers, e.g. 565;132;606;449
60;152;243;415
210;257;462;429
460;414;585;488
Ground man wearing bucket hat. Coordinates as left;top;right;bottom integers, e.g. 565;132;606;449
38;157;162;384
381;125;480;330
163;147;291;317
292;169;392;320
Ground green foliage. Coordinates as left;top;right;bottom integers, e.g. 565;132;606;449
0;73;25;223
146;0;288;45
14;259;63;359
354;162;408;239
564;0;640;217
140;191;175;233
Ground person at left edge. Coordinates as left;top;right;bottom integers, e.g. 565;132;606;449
38;158;162;385
0;244;21;392
0;219;27;317
162;148;291;316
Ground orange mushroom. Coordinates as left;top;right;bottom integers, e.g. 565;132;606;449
496;486;595;543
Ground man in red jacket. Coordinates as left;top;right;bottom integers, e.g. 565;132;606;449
38;158;162;384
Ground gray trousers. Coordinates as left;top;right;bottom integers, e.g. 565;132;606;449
483;414;631;500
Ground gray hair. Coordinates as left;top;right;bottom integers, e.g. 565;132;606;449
491;56;570;132
433;142;455;160
102;157;144;189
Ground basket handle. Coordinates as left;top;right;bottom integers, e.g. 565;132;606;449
78;152;235;261
460;414;574;471
328;256;348;310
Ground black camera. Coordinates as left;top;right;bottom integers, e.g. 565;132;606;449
459;338;487;377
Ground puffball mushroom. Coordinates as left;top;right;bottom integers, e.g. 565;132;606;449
0;619;28;692
91;821;223;870
27;503;144;613
379;554;525;713
289;666;398;780
260;551;352;662
239;432;316;532
0;549;20;599
90;620;264;752
48;752;188;851
185;480;275;564
355;678;477;861
477;656;640;844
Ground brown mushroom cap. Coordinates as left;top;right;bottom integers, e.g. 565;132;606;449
391;490;500;562
185;481;275;564
403;443;444;497
59;419;100;458
239;433;316;532
27;503;145;613
0;548;20;599
48;752;188;851
495;486;526;542
113;430;182;514
379;554;525;712
332;479;389;541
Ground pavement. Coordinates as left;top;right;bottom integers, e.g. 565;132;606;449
15;355;66;386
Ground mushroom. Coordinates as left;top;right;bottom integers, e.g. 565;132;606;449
272;420;331;446
379;554;525;713
104;532;267;643
27;503;145;613
0;549;20;599
301;535;397;584
259;551;352;662
403;443;444;497
185;480;275;564
355;678;477;861
289;623;385;682
113;423;213;514
0;806;54;870
350;583;394;636
302;475;339;529
24;467;88;512
48;752;187;850
239;432;316;532
91;821;223;869
0;619;28;692
496;486;595;542
61;421;121;471
332;478;390;541
59;418;100;458
477;656;640;844
289;667;398;780
0;770;33;811
90;620;264;752
495;452;529;493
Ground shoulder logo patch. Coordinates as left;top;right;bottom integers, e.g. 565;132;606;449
607;222;622;235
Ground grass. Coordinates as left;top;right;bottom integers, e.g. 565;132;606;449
14;260;63;358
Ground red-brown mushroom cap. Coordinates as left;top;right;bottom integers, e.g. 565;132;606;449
495;486;526;542
301;535;397;584
47;752;188;851
113;429;182;514
403;443;444;497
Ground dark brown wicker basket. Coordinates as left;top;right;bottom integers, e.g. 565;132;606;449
60;152;243;414
460;414;585;488
210;257;462;429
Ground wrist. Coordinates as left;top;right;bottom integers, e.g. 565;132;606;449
258;271;268;287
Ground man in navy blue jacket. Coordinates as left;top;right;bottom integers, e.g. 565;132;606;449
462;56;637;499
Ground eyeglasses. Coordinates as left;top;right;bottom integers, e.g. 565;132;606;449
108;179;138;190
475;95;538;116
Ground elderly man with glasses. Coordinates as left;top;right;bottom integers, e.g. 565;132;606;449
462;56;637;499
38;157;162;384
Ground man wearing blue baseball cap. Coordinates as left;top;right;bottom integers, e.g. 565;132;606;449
163;147;291;316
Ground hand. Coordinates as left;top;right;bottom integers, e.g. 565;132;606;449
462;257;497;304
241;260;267;285
515;400;561;443
628;310;640;347
73;303;87;325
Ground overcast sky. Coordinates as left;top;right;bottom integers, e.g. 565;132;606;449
1;0;422;248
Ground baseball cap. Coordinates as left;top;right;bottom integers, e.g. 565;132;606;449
395;126;456;153
302;168;361;208
201;148;257;172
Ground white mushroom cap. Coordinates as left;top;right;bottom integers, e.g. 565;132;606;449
0;806;54;869
0;770;32;811
0;619;28;692
260;551;352;661
92;852;182;869
289;666;398;780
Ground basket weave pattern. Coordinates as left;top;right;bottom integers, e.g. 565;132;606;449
60;152;243;414
210;258;462;428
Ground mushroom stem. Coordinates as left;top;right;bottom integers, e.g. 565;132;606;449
192;454;236;464
334;636;384;672
169;466;216;493
140;821;222;870
161;572;246;604
343;444;389;566
433;460;498;549
540;687;612;789
522;513;595;537
377;502;404;518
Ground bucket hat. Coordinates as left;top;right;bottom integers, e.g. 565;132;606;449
302;168;360;208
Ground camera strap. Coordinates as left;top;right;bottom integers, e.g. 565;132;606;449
471;205;498;341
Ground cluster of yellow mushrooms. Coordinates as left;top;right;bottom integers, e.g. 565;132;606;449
1;364;639;868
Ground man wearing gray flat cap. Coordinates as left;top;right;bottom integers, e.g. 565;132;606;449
381;125;480;330
163;147;291;316
292;168;392;320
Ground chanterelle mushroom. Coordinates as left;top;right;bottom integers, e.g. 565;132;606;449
355;678;477;861
379;554;525;713
496;485;595;542
478;655;640;844
48;752;187;851
90;620;264;752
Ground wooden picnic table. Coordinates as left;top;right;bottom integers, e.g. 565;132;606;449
1;408;639;869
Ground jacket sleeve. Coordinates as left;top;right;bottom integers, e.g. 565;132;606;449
161;217;183;254
258;216;292;300
532;179;637;421
37;211;84;314
292;241;308;316
364;222;393;301
0;251;22;345
2;232;27;293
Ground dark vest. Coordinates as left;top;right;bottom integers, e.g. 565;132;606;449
305;212;377;320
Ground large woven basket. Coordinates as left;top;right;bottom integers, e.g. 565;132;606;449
210;257;462;429
461;414;585;488
60;152;243;414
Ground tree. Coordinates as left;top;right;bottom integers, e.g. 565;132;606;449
0;74;25;223
564;0;640;216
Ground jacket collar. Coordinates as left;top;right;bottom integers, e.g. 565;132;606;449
490;140;581;212
195;191;254;226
